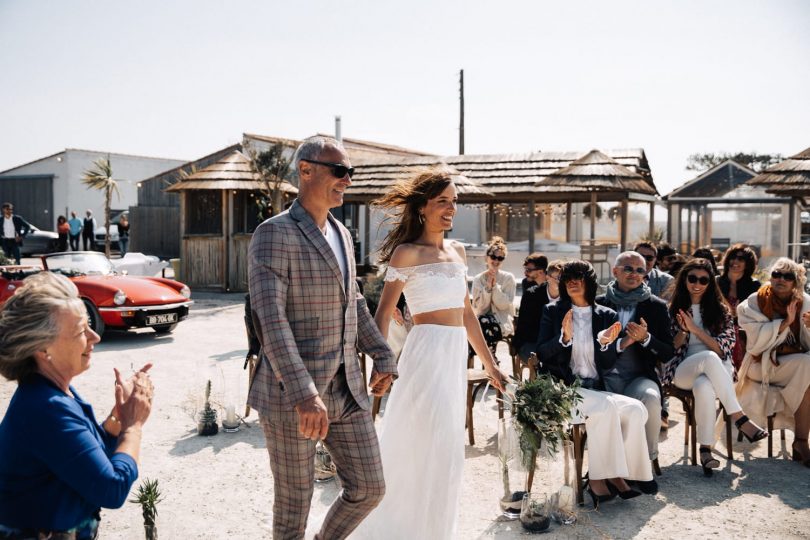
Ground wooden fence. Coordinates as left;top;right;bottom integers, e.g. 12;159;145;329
128;206;180;259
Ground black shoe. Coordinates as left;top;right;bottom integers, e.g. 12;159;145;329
586;486;615;510
634;479;659;495
606;479;642;500
734;415;768;443
699;446;720;477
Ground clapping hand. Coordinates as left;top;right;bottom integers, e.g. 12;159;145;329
786;298;801;326
802;310;810;330
115;369;153;429
561;309;574;343
112;363;153;418
599;321;623;346
625;318;649;344
676;309;697;333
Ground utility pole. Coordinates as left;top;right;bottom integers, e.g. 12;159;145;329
459;69;465;155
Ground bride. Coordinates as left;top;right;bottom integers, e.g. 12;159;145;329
350;166;508;539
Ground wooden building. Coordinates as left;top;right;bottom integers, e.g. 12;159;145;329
165;149;297;291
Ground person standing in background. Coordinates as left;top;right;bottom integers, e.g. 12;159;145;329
117;215;130;256
1;203;31;265
82;210;96;251
68;211;82;251
56;215;69;252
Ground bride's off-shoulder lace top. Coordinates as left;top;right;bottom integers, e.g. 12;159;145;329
384;261;468;315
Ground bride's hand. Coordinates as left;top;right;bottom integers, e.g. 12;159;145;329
485;362;509;392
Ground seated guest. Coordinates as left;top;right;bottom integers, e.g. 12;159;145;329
661;258;767;476
537;260;654;508
692;246;718;275
472;236;516;354
717;244;761;372
513;252;549;364
544;259;564;306
597;251;673;486
656;242;678;274
634;241;673;299
736;257;810;467
0;272;154;537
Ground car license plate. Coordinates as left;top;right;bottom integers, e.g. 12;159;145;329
146;313;178;326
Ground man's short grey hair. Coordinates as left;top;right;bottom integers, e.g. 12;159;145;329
615;250;646;269
291;136;347;187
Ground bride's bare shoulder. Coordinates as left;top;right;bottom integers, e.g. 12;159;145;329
389;243;422;268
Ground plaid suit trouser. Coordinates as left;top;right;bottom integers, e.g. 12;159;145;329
260;367;385;540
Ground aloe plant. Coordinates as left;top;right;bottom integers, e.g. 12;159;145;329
130;478;162;540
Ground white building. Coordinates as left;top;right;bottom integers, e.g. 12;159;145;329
0;148;185;230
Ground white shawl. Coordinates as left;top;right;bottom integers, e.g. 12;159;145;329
734;291;810;430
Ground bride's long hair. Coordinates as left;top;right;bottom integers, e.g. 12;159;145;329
373;166;454;265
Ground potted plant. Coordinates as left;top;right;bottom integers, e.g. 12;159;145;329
197;380;218;436
501;374;582;524
130;478;162;540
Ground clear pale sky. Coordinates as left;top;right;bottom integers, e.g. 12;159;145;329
1;0;808;195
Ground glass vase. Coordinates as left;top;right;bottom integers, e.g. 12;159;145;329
520;493;551;533
497;418;527;519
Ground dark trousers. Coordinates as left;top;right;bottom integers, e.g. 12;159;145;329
69;233;80;251
1;238;21;264
82;232;93;251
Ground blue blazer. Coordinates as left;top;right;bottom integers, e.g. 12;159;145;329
535;300;618;387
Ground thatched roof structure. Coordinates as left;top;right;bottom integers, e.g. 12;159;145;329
244;133;434;161
663;159;757;199
537;149;656;195
165;150;297;193
747;146;810;195
345;148;656;203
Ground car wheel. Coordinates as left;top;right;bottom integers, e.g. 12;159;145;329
82;299;105;338
153;323;177;334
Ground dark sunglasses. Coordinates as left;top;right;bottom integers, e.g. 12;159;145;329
686;274;711;285
302;159;354;179
489;255;505;261
621;265;647;275
640;254;656;262
524;266;542;273
731;254;748;262
563;272;586;282
771;270;796;282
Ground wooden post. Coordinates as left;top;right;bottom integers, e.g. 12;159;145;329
364;204;371;266
528;200;535;253
589;192;597;244
620;199;628;251
649;201;655;240
222;190;229;291
565;202;572;243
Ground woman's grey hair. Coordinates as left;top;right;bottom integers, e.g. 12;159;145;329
0;272;85;381
291;135;347;187
769;257;807;293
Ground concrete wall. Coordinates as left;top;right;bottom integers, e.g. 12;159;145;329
1;149;185;229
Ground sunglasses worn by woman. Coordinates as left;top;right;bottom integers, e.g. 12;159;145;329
662;258;767;476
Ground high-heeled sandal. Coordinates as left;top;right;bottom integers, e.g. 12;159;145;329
735;415;768;443
606;479;642;500
792;438;810;468
584;479;616;509
699;446;720;477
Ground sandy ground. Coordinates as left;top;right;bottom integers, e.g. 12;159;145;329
1;291;808;539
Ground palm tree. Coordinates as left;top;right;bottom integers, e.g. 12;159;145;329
81;157;119;257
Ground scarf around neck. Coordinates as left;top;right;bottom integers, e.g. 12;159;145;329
605;280;651;308
757;284;804;359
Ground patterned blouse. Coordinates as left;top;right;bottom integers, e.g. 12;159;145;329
660;308;736;385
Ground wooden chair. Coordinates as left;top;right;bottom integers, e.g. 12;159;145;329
466;369;503;445
664;385;734;465
766;414;788;458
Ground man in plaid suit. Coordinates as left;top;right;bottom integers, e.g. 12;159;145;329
248;136;397;540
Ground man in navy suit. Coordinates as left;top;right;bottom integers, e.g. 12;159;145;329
1;203;32;264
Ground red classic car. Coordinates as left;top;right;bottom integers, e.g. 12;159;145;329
0;252;193;338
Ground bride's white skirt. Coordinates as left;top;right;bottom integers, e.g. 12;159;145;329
350;324;468;540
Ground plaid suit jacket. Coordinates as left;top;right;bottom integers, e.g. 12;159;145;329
247;199;396;420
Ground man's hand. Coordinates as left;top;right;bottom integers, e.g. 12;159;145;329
802;310;810;330
294;395;329;441
369;368;394;397
626;318;649;343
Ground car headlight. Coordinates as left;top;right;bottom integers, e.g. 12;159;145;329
113;290;127;305
180;285;191;299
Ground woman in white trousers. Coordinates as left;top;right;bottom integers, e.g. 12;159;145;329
537;260;655;508
661;257;767;476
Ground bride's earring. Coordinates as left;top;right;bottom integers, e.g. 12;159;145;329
418;213;425;225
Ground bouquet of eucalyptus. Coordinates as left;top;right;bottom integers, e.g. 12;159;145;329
509;374;582;469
